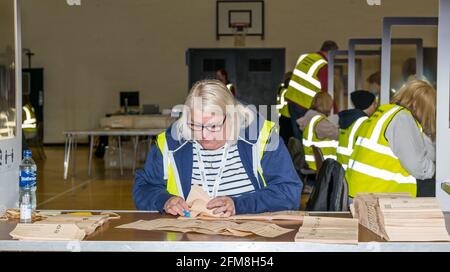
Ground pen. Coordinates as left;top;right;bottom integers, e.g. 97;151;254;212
183;210;191;218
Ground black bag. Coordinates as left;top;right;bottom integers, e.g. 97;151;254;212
306;159;349;211
95;136;108;158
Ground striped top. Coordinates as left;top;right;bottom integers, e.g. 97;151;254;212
191;142;255;197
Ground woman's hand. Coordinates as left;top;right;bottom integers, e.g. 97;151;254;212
164;196;190;216
206;196;236;217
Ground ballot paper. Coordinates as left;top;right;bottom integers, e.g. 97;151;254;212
10;223;86;241
185;185;222;218
378;197;450;242
229;210;305;222
295;216;359;244
116;218;293;238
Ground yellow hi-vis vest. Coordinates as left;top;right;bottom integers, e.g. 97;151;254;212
156;120;275;197
346;104;421;198
302;114;338;171
276;85;290;118
226;83;236;96
285;53;327;109
336;116;368;170
22;104;37;133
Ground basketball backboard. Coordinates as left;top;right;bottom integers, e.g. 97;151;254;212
216;1;264;40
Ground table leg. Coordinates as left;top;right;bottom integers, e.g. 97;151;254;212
66;134;72;179
118;136;123;176
72;135;77;177
64;134;69;180
88;135;94;177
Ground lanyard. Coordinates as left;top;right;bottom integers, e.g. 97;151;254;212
195;141;229;198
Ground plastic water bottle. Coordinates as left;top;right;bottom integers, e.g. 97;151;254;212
19;187;32;223
19;150;37;211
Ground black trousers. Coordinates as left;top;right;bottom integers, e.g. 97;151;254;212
416;178;436;197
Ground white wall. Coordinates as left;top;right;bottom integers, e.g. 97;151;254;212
0;0;21;211
20;0;438;143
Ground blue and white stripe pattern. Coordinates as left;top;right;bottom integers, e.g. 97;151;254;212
191;143;255;197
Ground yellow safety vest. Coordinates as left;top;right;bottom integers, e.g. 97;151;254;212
22;104;37;133
346;104;421;198
302;114;338;171
285;53;327;109
336;116;368;170
276;85;290;118
156;120;275;197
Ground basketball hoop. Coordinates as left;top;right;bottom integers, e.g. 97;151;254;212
231;22;250;47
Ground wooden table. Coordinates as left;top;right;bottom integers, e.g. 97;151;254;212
0;211;449;252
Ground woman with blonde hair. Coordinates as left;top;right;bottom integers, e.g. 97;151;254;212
297;92;339;170
346;79;436;198
133;80;302;216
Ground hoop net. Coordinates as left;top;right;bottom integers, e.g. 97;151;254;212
231;22;249;47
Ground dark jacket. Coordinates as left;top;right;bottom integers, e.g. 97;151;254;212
306;159;349;211
338;109;367;129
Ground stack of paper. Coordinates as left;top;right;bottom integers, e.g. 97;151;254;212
352;193;411;240
116;218;294;238
295;216;359;244
378;197;450;242
10;223;86;241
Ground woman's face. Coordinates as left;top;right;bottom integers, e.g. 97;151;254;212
190;109;227;150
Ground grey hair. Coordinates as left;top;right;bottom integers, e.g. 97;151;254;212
175;79;254;144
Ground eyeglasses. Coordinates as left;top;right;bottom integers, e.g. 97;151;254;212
188;116;226;132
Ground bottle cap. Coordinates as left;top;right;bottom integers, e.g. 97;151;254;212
23;149;32;158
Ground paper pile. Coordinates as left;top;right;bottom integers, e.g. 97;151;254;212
184;186;305;222
352;193;450;242
378;197;450;241
351;193;410;240
10;223;86;241
229;210;305;222
295;216;359;244
38;214;111;235
9;212;120;240
116;218;294;238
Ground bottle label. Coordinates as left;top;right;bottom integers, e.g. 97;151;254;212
20;170;36;187
20;204;32;220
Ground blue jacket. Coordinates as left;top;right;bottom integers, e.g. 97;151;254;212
133;116;303;214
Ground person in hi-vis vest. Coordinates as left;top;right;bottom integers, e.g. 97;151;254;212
22;95;37;139
133;80;302;217
297;92;339;171
346;80;436;198
216;68;236;96
286;40;338;140
336;90;377;170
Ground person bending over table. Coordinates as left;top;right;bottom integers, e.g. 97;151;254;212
133;79;302;217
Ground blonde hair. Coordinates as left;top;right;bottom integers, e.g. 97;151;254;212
311;92;333;116
391;79;436;140
176;79;254;143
